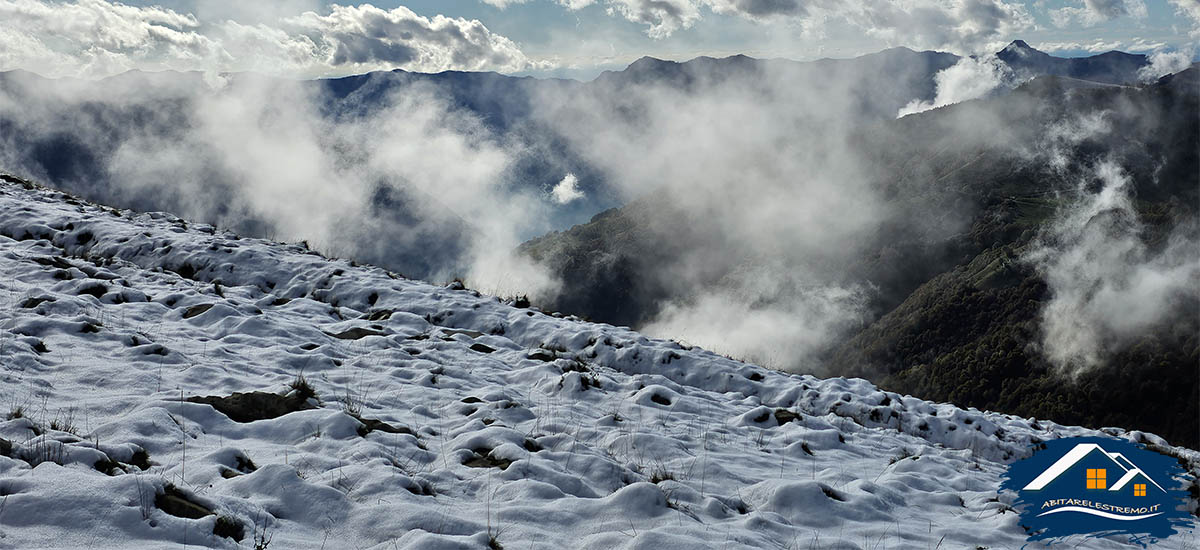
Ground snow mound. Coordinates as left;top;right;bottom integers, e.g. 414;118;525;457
0;175;1194;549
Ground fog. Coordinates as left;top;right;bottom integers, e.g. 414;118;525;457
897;55;1016;117
0;45;1194;378
1026;129;1200;378
526;58;958;369
0;71;561;299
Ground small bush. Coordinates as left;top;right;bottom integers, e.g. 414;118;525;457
48;409;77;434
649;464;675;484
288;374;317;402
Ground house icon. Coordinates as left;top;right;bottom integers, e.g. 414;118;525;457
1001;435;1191;541
1022;443;1167;497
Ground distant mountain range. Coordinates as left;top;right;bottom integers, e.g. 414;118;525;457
996;40;1149;84
0;41;1157;281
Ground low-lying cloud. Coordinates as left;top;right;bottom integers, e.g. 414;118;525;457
1026;160;1200;378
550;173;585;204
644;275;871;368
525;56;961;371
898;55;1014;117
1137;47;1195;82
0;70;562;300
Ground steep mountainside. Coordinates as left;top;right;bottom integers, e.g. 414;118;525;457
519;69;1200;447
2;175;1194;548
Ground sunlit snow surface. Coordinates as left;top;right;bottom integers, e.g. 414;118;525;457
0;177;1194;549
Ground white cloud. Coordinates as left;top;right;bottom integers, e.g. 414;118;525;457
1137;47;1195;82
1026;160;1200;377
1034;39;1125;53
644;283;869;369
283;4;536;72
1169;0;1200;38
609;0;702;38
554;0;701;38
480;0;531;7
848;0;1034;54
549;173;585;204
550;0;1032;53
898;55;1014;117
1049;0;1147;27
0;0;544;78
0;0;218;77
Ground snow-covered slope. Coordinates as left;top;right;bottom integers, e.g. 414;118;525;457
0;174;1194;549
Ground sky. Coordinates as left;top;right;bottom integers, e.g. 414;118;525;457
0;0;1195;79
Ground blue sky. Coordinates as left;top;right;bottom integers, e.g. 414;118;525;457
400;0;1191;58
0;0;1195;79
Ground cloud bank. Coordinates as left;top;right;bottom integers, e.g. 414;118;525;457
477;0;1033;52
537;0;1032;52
0;0;542;78
0;70;562;300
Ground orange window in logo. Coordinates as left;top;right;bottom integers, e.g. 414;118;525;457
1134;484;1146;496
1086;468;1107;489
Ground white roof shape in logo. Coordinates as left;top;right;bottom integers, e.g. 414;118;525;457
1021;443;1165;493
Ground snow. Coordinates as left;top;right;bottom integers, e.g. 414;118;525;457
0;176;1194;549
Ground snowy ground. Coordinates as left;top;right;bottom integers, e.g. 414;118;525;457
0;174;1194;549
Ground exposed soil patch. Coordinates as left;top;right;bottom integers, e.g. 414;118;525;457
351;413;413;437
31;256;71;270
463;447;513;470
156;484;213;519
187;391;315;423
328;327;386;340
19;296;54;309
182;303;214;319
77;283;107;298
469;343;496;354
213;516;245;541
220;453;257;478
128;449;151;470
821;485;847;502
94;457;123;475
774;409;800;425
